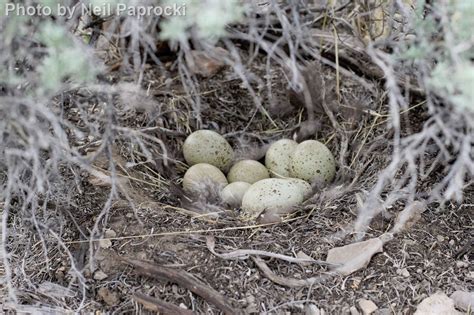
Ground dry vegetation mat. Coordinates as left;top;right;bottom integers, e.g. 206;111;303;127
0;0;473;313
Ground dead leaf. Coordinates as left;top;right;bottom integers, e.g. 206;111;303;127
97;287;120;306
326;237;384;276
186;48;229;77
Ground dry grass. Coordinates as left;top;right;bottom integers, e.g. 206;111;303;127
0;0;472;313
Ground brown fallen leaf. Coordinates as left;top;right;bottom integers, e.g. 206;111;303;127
326;237;384;276
97;287;119;306
186;47;229;77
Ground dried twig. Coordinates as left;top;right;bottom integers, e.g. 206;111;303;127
206;236;335;267
252;257;333;288
133;293;195;315
121;257;240;315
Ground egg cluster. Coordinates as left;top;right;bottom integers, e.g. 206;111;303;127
182;130;336;219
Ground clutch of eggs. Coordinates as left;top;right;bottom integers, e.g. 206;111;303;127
181;131;336;217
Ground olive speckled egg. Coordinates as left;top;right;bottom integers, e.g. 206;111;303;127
290;140;336;183
182;163;228;193
183;130;234;171
227;160;270;184
265;139;298;178
221;181;251;208
241;178;305;217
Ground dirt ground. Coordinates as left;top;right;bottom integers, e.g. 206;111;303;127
6;50;469;315
1;1;474;314
56;179;473;314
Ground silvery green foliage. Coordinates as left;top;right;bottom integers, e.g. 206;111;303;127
0;1;103;307
428;0;474;112
357;0;473;236
160;0;243;41
38;22;98;92
0;2;98;93
430;61;474;112
402;0;474;112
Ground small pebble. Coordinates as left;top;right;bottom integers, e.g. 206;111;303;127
396;268;410;277
350;305;360;315
93;270;108;281
456;261;469;268
358;299;378;315
245;294;258;313
436;235;445;242
297;250;313;267
304;304;321;315
246;294;256;304
401;268;410;277
172;284;179;294
374;308;391;315
83;268;91;278
105;229;117;238
99;239;112;249
449;239;455;246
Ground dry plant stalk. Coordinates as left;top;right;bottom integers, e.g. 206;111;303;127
0;0;472;311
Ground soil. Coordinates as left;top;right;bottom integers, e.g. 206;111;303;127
65;183;473;314
16;53;470;315
2;43;472;314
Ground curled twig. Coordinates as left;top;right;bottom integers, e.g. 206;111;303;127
206;236;336;267
252;257;334;288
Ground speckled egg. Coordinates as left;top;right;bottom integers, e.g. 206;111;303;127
220;182;251;208
287;178;313;200
290;140;336;183
265;139;298;178
227;160;270;184
241;178;305;217
183;130;234;171
182;163;228;193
